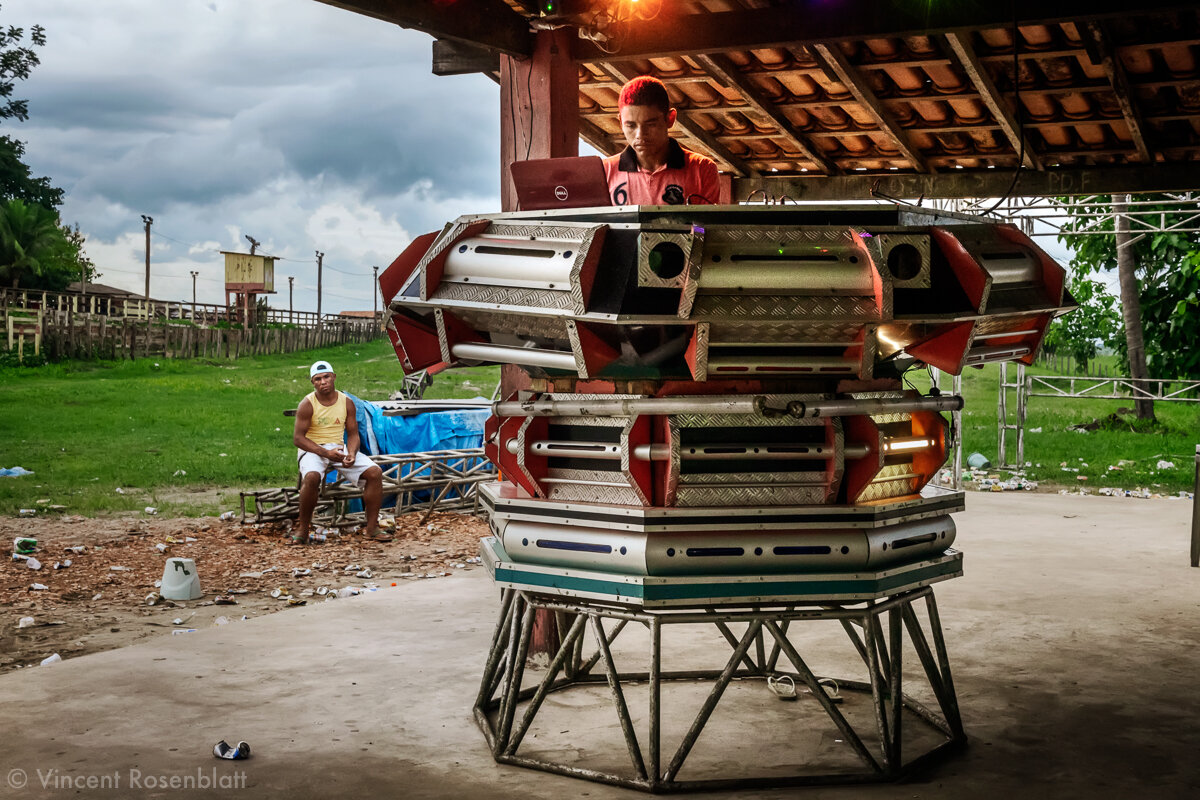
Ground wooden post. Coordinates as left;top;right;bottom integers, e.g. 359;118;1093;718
499;28;579;212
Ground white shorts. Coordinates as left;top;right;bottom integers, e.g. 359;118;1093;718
298;444;377;486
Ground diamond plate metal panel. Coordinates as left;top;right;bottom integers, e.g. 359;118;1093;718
690;322;709;380
678;470;828;485
452;309;570;341
674;485;829;507
707;321;865;342
705;226;859;246
856;463;922;503
547;483;645;505
637;231;701;295
486;223;598;242
858;231;931;288
691;295;882;320
432;282;575;311
416;220;461;302
547;466;631;484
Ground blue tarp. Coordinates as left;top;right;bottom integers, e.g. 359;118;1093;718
337;394;490;512
347;393;489;457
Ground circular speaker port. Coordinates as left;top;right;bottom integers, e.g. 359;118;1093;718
887;243;922;281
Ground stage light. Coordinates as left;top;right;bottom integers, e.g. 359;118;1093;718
882;436;935;453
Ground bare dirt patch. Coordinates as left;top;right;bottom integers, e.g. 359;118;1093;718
0;511;489;671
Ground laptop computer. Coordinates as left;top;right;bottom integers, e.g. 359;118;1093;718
510;156;612;211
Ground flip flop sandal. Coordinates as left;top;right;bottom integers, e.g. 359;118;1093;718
213;740;251;760
366;532;394;542
766;674;798;701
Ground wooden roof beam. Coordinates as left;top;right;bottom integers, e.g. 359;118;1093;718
316;0;531;57
1085;22;1154;163
732;161;1200;202
579;117;620;156
943;33;1044;171
695;53;841;176
806;43;931;174
432;39;500;76
598;62;754;177
573;1;1199;61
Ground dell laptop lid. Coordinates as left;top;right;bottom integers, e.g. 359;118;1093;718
510;156;612;211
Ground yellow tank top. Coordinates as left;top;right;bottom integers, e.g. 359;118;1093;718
304;390;347;447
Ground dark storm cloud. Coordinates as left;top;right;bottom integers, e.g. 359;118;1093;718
2;0;502;307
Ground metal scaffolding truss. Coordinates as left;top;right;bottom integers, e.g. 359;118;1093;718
239;448;495;527
474;588;965;792
927;193;1200;243
1027;375;1200;402
995;365;1200;471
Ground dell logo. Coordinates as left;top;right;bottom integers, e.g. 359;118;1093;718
554;185;569;201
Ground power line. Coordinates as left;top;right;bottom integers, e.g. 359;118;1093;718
150;229;210;250
322;264;373;277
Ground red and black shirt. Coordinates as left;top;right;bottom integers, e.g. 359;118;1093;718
603;139;720;206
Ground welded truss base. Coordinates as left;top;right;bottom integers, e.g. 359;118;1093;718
474;587;966;792
238;448;495;527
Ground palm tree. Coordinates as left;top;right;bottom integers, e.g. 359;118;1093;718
0;198;65;288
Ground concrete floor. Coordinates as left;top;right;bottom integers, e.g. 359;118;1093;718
2;492;1198;799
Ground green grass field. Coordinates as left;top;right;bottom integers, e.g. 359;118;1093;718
0;339;499;517
0;341;1195;517
914;360;1199;494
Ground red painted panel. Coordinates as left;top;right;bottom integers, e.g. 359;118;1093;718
576;225;608;311
515;415;550;498
380;231;438;306
574;322;621;377
931;227;989;312
843;415;883;504
625;415;654;507
907;321;976;375
909;410;950;493
389;312;445;372
683;326;703;380
439;310;485;364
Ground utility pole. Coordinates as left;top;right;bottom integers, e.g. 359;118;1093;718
315;250;324;329
372;265;379;322
189;270;198;321
288;275;294;325
245;235;260;255
141;215;153;302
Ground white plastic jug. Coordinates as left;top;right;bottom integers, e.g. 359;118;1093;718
160;557;203;601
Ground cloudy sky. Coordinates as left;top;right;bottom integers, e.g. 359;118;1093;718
6;0;501;313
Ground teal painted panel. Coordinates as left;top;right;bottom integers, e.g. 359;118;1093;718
494;567;646;599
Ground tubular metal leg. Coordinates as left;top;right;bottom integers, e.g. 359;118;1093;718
473;589;966;793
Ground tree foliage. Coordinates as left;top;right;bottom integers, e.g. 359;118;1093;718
1057;195;1200;379
0;17;45;123
0;197;64;287
0;134;61;208
1042;276;1121;371
0;8;92;292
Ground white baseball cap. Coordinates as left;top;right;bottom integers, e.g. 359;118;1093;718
309;360;334;379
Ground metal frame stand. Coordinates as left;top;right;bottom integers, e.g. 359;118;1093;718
474;588;966;792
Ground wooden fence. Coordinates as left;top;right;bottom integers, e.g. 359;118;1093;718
1036;351;1120;378
2;287;382;362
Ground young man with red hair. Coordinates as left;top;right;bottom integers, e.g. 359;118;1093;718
604;76;720;206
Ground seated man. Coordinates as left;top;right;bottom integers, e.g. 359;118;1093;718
292;360;390;543
604;75;720;206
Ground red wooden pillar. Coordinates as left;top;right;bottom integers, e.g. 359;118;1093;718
499;28;580;656
500;28;580;211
